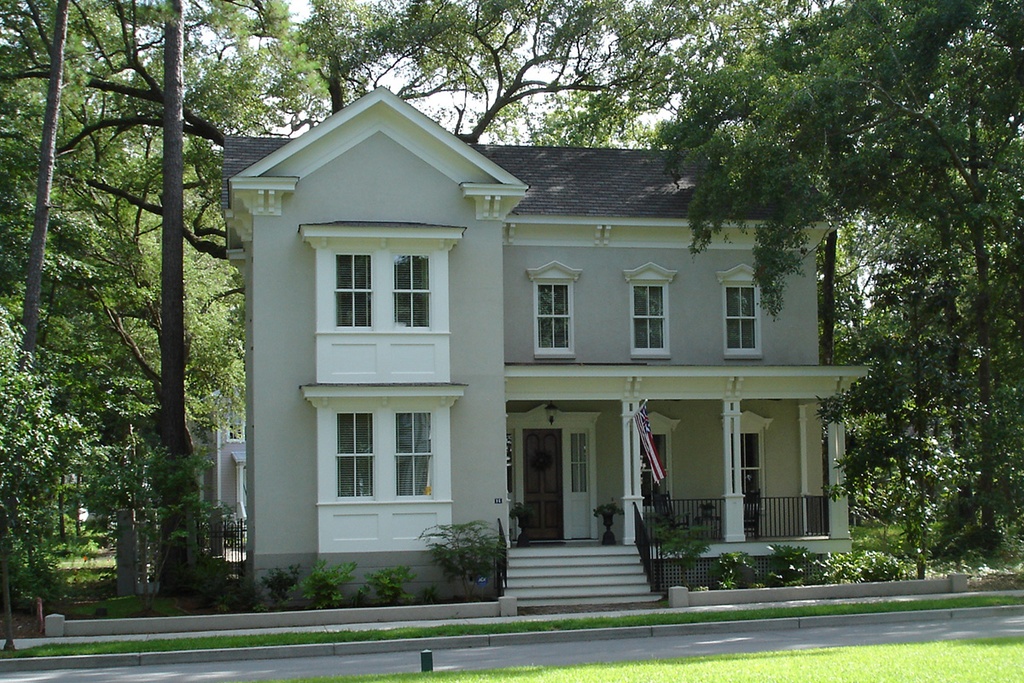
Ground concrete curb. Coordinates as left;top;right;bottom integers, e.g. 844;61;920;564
4;604;1023;674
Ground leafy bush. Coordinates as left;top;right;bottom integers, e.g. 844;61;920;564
710;551;754;589
816;551;910;584
655;523;710;575
260;565;301;608
767;545;814;587
420;521;503;600
188;556;260;611
300;559;357;609
366;565;415;606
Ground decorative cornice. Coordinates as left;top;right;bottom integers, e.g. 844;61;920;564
461;183;528;221
526;260;582;282
229;176;299;217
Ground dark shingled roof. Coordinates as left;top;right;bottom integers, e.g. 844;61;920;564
472;145;696;219
223;136;701;219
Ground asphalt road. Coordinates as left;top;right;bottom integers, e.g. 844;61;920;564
4;612;1024;683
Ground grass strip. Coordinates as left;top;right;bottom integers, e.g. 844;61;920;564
5;594;1023;659
264;637;1024;683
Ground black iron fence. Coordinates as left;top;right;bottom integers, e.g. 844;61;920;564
197;518;247;576
758;496;830;539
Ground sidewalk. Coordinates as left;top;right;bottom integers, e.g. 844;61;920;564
2;590;1023;674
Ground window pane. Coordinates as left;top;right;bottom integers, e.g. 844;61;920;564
538;317;553;347
538;285;553;315
634;319;648;348
353;255;371;289
741;319;756;348
413;413;431;452
727;320;741;348
633;287;649;316
649;319;664;347
551;284;568;315
394;256;411;289
336;292;353;327
353;292;371;326
648;287;663;316
337;255;352;289
726;287;741;317
412;292;430;327
552;318;569;347
412;256;429;289
396;412;413;452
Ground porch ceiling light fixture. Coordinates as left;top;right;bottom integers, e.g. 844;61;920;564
545;401;559;425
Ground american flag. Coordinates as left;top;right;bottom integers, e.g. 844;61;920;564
633;402;666;483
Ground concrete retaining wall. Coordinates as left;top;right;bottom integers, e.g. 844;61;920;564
46;600;507;637
668;573;970;608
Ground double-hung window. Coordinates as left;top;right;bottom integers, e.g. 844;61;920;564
394;255;430;328
632;286;664;350
537;284;570;349
624;263;675;357
396;412;432;496
337;413;373;497
527;261;581;357
717;265;761;358
335;255;372;327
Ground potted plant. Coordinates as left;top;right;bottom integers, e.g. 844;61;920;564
593;500;623;545
509;502;532;547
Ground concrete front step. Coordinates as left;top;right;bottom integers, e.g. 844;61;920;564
504;544;659;607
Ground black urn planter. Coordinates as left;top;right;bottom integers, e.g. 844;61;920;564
601;513;616;545
515;519;531;547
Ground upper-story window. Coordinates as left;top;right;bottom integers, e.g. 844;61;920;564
337;412;374;497
335;255;372;327
623;263;676;358
717;264;761;358
396;412;432;496
527;261;582;357
394;255;430;328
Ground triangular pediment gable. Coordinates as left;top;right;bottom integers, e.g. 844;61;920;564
233;88;525;188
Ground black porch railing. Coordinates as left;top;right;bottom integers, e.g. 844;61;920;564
758;496;830;538
495;518;508;596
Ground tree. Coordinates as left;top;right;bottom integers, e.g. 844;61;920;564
657;0;1024;554
300;0;690;142
20;0;69;360
0;310;90;650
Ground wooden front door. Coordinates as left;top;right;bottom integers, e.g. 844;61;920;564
523;429;563;540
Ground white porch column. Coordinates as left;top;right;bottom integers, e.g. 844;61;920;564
722;399;745;542
827;420;850;539
621;401;642;544
798;402;812;534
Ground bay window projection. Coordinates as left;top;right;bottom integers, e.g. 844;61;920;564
335;255;372;327
394;255;430;327
396;412;432;496
337;413;374;497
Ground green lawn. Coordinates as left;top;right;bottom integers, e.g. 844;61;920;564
262;638;1024;683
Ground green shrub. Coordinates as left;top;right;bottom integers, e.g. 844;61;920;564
710;551;754;589
816;551;910;584
420;521;503;600
300;559;357;609
261;565;301;608
366;565;415;606
655;523;710;576
767;545;814;587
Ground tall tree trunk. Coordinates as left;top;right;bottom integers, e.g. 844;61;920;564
5;0;71;651
819;228;837;365
160;0;190;580
21;0;70;362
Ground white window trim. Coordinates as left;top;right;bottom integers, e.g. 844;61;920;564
335;254;373;329
623;262;676;358
335;412;375;499
716;264;762;359
527;261;581;358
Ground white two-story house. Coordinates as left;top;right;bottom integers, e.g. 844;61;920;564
223;88;864;604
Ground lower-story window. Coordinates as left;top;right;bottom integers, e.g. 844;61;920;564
396;412;432;496
337;413;374;497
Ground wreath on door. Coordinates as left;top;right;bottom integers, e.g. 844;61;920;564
530;450;553;471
